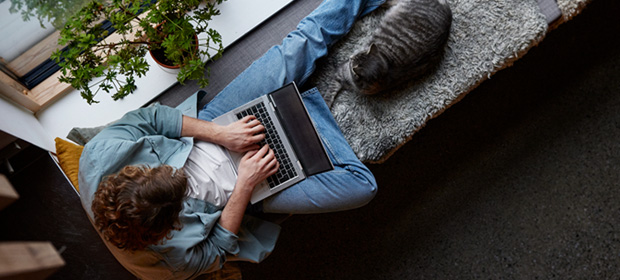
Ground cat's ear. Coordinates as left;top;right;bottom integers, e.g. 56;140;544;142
352;45;374;76
351;54;362;78
367;43;379;56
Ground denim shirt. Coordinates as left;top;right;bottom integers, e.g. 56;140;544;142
78;104;280;279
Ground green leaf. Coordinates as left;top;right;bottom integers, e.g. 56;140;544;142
52;0;228;104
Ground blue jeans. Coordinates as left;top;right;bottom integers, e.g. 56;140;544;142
198;0;384;214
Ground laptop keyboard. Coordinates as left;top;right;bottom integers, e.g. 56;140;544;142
237;102;298;189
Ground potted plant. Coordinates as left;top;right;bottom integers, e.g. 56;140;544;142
51;0;225;104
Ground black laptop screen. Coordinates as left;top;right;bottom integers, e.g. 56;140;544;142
269;83;333;176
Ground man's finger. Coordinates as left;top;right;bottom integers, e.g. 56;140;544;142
268;156;278;168
241;144;261;153
238;115;254;124
251;144;269;158
266;147;275;160
250;124;265;133
249;133;265;143
268;161;280;176
243;149;259;159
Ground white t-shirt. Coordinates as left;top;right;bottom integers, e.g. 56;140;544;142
183;140;237;208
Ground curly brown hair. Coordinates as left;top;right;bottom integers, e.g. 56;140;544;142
92;165;188;251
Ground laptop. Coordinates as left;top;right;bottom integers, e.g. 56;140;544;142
213;82;334;204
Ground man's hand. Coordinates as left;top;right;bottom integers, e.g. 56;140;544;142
219;145;279;234
181;115;265;153
236;145;280;189
220;116;266;153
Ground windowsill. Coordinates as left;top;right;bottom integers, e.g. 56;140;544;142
32;0;294;147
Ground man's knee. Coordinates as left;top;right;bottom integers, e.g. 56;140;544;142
344;166;378;208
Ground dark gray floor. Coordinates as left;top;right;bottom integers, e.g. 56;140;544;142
1;0;618;279
239;1;620;279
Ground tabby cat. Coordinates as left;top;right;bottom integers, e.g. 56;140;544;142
336;0;452;95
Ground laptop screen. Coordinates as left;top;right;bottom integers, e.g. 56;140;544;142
270;83;333;176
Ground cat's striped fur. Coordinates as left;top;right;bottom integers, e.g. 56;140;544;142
338;0;452;95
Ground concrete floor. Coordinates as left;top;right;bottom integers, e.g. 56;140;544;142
239;1;620;279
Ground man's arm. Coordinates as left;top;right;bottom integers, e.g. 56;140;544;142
87;105;184;144
218;145;279;233
181;115;266;153
182;115;279;233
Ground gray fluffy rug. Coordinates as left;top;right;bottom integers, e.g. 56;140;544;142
557;0;591;21
310;0;548;163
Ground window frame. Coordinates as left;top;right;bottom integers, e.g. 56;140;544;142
0;29;72;113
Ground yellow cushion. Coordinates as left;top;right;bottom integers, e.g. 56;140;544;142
54;137;83;192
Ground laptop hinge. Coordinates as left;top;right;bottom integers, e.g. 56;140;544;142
268;94;277;109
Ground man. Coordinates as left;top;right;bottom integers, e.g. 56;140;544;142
79;0;385;278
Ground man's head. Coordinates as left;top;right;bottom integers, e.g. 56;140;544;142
92;165;187;251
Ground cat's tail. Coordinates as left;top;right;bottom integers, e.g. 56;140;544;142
325;80;344;109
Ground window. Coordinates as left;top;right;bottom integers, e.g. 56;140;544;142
0;0;87;112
